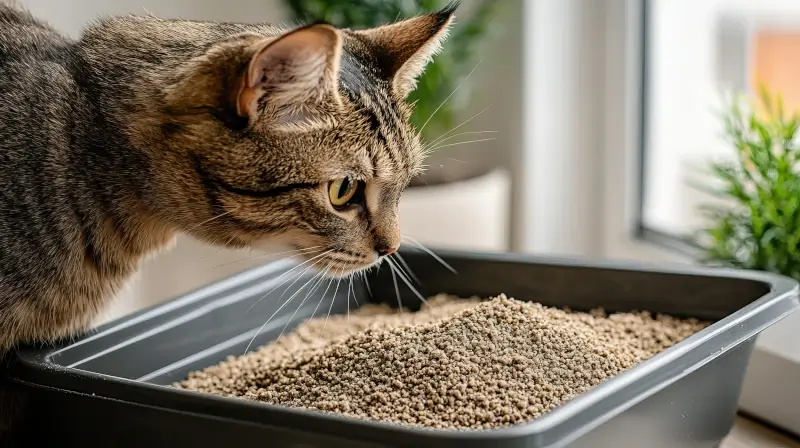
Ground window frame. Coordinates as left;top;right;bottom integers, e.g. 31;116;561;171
632;0;703;258
599;0;693;264
634;0;800;255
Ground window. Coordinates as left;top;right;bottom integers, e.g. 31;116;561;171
639;0;800;247
637;0;800;434
517;0;800;437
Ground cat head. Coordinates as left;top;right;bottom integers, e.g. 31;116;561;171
152;3;459;276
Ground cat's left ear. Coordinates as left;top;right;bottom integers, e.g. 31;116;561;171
237;23;342;123
356;1;459;98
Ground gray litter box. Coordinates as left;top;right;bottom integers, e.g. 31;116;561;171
5;248;799;447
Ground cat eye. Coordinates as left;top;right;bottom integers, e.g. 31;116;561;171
328;177;361;207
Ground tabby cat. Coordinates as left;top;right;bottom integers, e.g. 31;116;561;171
0;0;458;358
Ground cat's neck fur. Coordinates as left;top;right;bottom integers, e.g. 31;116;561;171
0;8;239;347
69;18;289;254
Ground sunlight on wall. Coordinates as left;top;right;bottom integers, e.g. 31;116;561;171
751;31;800;113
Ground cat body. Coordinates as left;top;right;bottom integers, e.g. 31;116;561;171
0;1;456;353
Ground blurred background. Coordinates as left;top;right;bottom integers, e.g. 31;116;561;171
16;0;800;442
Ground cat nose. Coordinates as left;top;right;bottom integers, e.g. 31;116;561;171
375;243;398;257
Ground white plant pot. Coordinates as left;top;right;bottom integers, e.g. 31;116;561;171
398;168;511;252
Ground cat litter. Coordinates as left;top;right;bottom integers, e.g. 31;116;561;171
176;294;708;430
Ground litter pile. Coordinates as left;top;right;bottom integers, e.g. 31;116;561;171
176;294;707;429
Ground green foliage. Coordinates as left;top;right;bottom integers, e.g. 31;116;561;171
696;87;800;278
282;0;502;141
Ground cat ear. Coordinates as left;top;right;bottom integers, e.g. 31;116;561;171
356;1;459;98
237;23;342;122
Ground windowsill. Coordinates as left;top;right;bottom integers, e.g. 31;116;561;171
635;226;703;258
741;324;800;437
756;309;800;363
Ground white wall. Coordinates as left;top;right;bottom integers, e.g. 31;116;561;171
515;0;608;257
19;0;290;35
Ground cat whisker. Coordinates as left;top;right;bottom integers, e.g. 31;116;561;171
426;130;498;150
207;245;322;271
269;253;331;311
277;265;331;343
186;207;240;233
243;255;330;354
388;260;403;314
401;235;457;274
346;273;354;332
352;279;361;308
211;245;323;271
353;271;361;302
426;137;496;154
418;60;483;134
321;266;345;339
245;272;323;354
243;248;331;315
392;251;421;285
360;270;374;300
310;269;336;321
423;105;492;150
387;257;427;305
191;245;226;263
223;235;238;250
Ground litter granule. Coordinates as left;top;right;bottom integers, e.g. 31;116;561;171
176;294;708;430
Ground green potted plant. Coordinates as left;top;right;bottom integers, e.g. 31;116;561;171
693;86;800;439
695;87;800;278
282;0;504;188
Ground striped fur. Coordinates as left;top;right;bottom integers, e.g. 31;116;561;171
0;1;457;356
